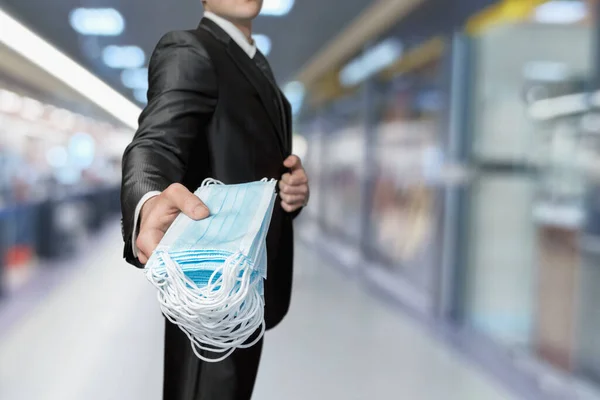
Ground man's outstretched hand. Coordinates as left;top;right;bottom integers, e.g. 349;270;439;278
136;183;210;264
279;155;309;213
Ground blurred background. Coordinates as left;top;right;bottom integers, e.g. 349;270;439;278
2;0;600;399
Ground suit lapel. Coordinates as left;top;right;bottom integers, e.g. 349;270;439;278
198;19;286;157
228;45;285;151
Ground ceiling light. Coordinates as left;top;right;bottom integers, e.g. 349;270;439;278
121;68;148;89
69;8;125;36
102;45;145;69
339;38;403;87
133;89;148;104
253;34;272;56
260;0;295;16
0;9;141;129
534;1;587;24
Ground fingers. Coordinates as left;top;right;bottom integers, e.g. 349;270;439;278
280;192;305;206
136;183;210;264
280;171;308;187
279;179;309;195
163;183;210;220
283;155;302;171
280;158;309;212
136;228;165;265
281;200;300;213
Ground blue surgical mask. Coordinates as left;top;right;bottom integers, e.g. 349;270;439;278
144;178;277;363
147;178;276;285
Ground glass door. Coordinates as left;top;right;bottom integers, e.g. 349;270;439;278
463;10;597;385
367;57;444;295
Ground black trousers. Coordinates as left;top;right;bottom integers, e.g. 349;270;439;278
163;319;263;400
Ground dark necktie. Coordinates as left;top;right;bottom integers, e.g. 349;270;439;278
253;51;288;148
253;50;277;86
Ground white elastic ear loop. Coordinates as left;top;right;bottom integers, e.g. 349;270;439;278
260;177;277;183
190;256;262;345
192;340;236;363
202;178;224;187
237;313;266;349
155;241;264;346
154;251;265;362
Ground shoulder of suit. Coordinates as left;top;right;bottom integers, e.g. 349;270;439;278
155;29;219;52
150;29;223;68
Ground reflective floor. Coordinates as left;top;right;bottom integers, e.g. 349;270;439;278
0;221;514;400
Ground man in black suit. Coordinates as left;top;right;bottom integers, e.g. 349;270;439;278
120;1;310;399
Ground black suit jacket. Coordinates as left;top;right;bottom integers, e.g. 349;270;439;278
121;19;299;329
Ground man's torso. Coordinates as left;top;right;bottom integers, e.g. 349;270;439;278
177;21;295;329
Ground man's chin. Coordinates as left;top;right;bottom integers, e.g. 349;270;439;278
238;10;261;20
235;4;262;20
219;11;259;23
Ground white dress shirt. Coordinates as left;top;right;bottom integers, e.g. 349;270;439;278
131;12;257;258
204;12;256;58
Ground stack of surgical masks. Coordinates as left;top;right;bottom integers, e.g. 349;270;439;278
145;178;277;362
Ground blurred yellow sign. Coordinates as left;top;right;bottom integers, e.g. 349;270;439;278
466;0;550;35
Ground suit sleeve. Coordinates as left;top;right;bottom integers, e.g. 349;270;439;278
120;30;218;267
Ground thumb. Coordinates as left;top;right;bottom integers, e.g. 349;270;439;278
164;183;210;220
283;155;301;170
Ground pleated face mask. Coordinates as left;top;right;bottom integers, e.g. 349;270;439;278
145;178;277;362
